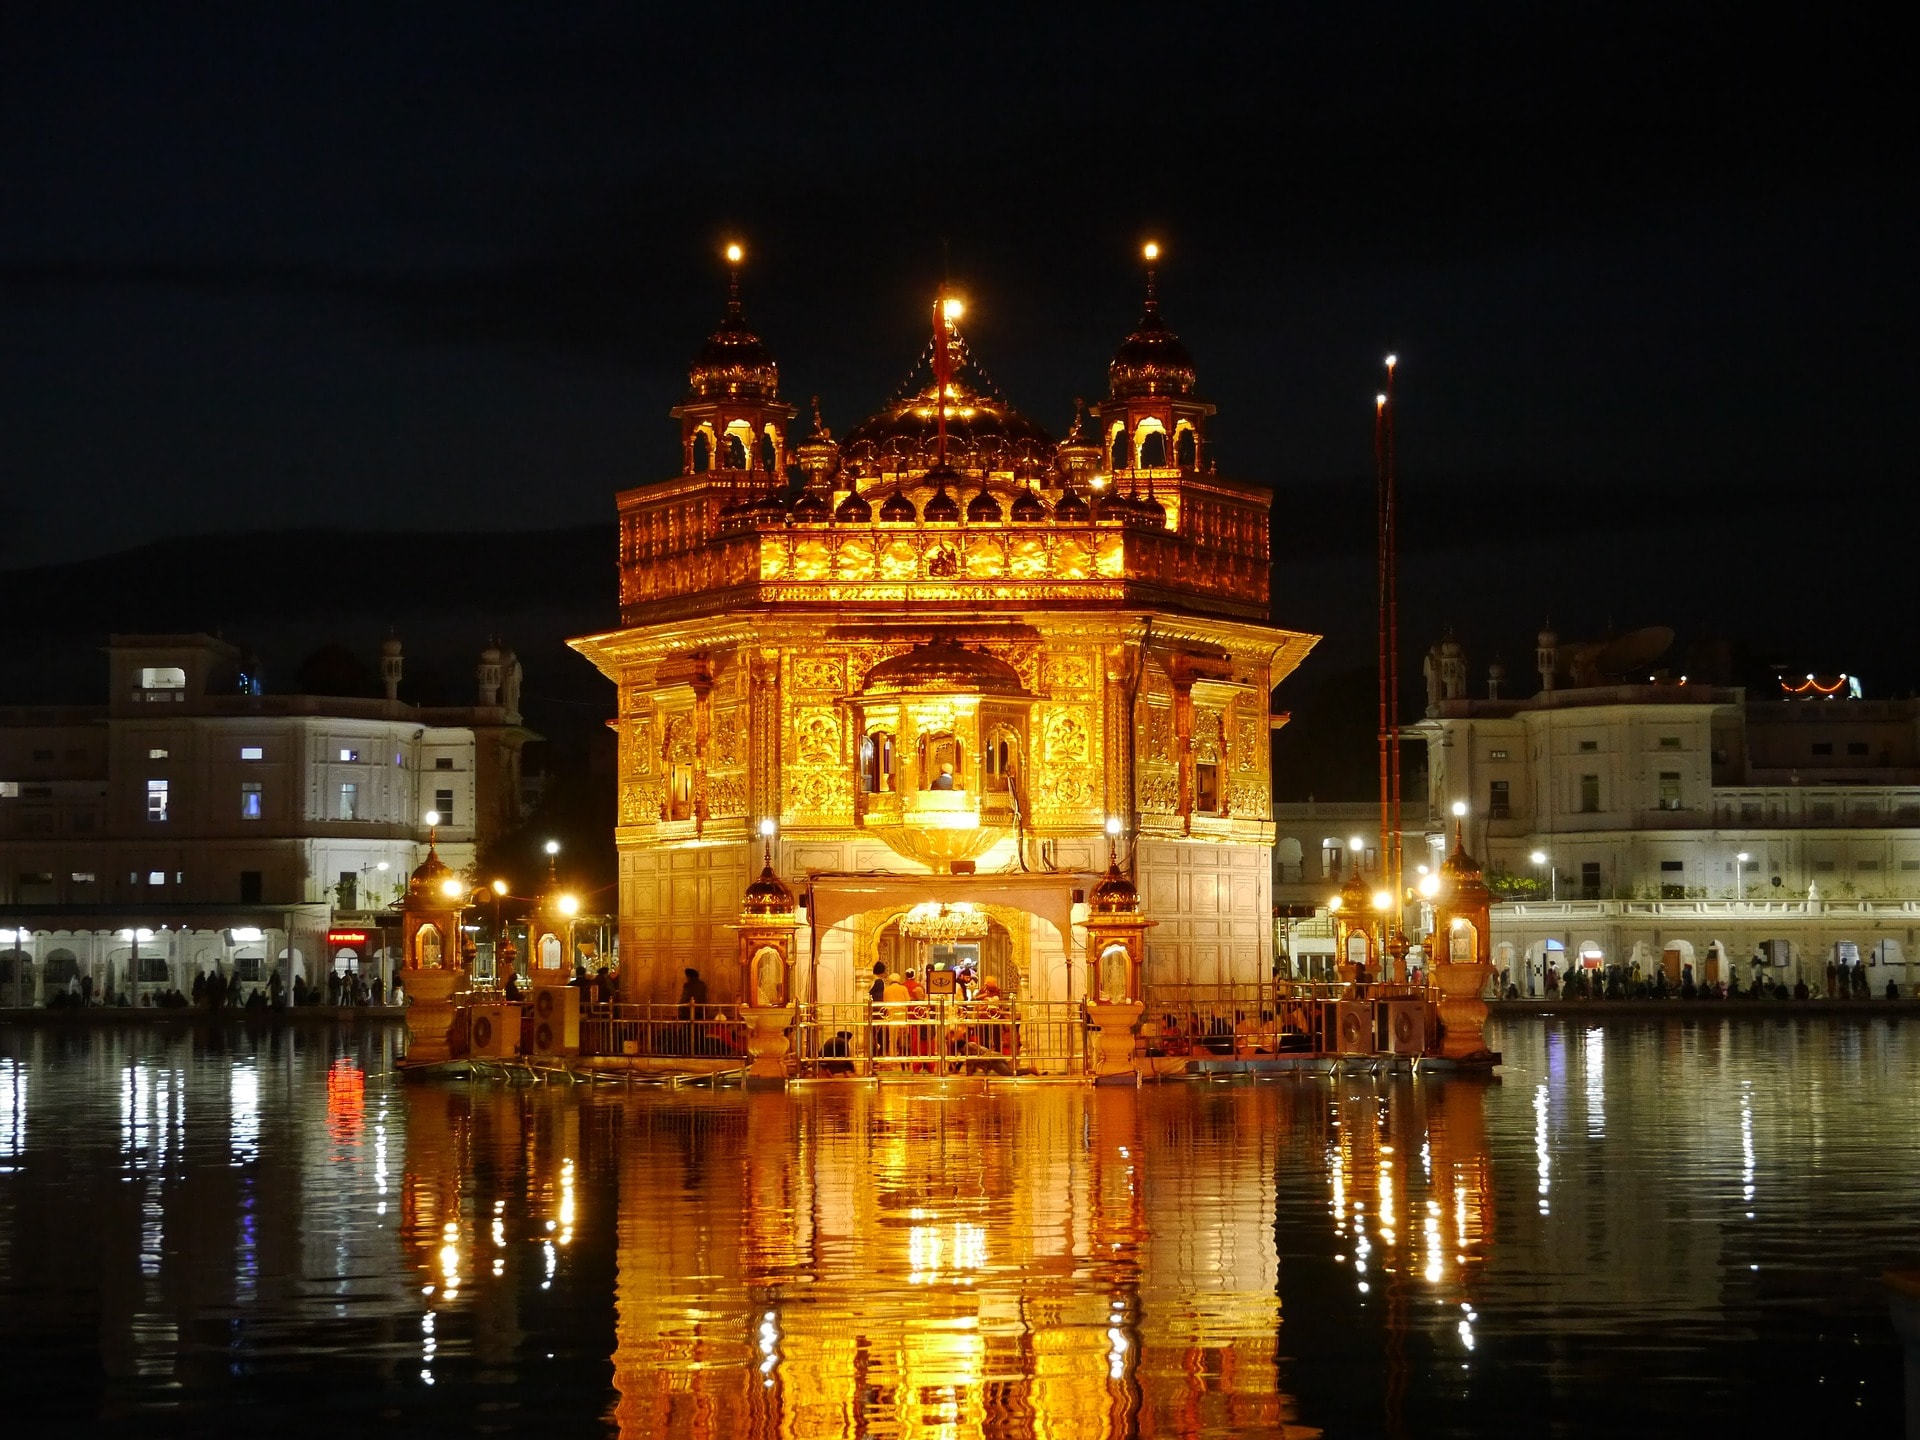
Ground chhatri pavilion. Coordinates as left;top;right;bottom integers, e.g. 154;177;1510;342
571;245;1318;1021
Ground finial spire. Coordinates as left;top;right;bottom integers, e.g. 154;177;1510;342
724;241;744;316
932;287;964;468
1142;240;1161;312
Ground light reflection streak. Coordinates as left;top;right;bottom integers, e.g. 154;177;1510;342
0;1058;24;1169
1585;1028;1606;1137
230;1063;260;1167
1741;1081;1756;1208
1535;1083;1552;1215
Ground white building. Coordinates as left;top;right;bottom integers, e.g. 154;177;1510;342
1410;629;1920;991
0;633;536;1005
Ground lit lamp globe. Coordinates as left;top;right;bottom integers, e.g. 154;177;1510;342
440;877;463;900
1371;890;1394;913
1529;850;1547;866
491;879;508;897
1417;871;1441;899
556;894;580;918
1451;801;1468;819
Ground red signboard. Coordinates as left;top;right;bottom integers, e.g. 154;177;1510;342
326;929;369;947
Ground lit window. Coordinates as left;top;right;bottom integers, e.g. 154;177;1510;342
240;745;264;761
148;871;166;886
0;782;17;798
148;748;170;760
139;666;186;690
71;871;96;883
340;748;359;762
1488;748;1508;761
146;779;170;821
339;782;360;820
1658;772;1682;810
241;782;262;819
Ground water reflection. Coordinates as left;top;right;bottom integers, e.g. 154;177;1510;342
0;1020;1915;1435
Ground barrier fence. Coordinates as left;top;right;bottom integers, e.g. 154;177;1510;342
477;983;1443;1068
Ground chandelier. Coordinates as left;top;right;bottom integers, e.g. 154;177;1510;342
900;901;988;942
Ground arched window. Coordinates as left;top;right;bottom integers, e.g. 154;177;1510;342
760;428;779;472
668;761;695;820
1175;426;1197;469
414;924;442;967
1138;429;1167;467
692;431;712;472
1110;430;1128;470
920;732;962;790
983;727;1018;793
862;732;895;793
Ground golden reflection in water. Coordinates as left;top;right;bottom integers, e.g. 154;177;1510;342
609;1085;1335;1440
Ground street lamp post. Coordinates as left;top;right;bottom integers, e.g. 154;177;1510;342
1530;849;1556;901
1735;852;1750;903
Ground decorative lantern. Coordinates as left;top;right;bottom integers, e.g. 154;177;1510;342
1083;823;1155;1083
1431;824;1497;1061
734;823;799;1086
399;833;467;1065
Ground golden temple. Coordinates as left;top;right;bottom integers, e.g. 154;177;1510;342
572;245;1318;1014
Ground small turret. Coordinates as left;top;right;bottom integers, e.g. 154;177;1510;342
477;642;504;707
1536;625;1559;693
380;633;403;703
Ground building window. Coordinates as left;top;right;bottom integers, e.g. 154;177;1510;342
1659;859;1685;899
337;871;358;910
1742;858;1759;873
239;870;263;904
1580;861;1602;900
73;813;95;833
434;789;454;824
240;745;264;761
1658;772;1682;810
1489;748;1509;761
339;783;360;820
1322;841;1344;878
1810;801;1836;822
1578;739;1598;753
148;871;167;886
1812;742;1833;756
1812;859;1837;873
1657;736;1681;750
32;748;54;762
339;748;359;762
1901;860;1920;872
148;747;169;760
241;782;262;819
71;871;96;883
139;666;186;690
1194;762;1221;814
862;732;895;793
146;779;170;821
1847;741;1869;756
435;757;454;771
0;782;16;797
1858;859;1881;872
1739;799;1762;822
1579;774;1600;813
18;871;54;886
1488;779;1511;819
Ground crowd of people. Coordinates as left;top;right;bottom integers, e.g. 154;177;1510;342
1498;959;1903;1002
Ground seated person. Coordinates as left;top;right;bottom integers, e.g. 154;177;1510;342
931;762;956;790
820;1030;856;1075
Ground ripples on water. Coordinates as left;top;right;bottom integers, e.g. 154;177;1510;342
0;1016;1913;1437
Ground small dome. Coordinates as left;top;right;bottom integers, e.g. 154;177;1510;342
408;845;454;897
1131;490;1167;527
861;637;1030;699
687;296;777;402
1090;860;1140;914
879;487;919;523
480;643;504;665
791;485;832;523
922;465;962;522
1053;483;1092;522
743;863;796;916
834;481;873;524
1108;306;1197;400
1010;484;1049;522
966;483;1003;523
1537;628;1558;648
380;635;403;657
840;333;1057;478
1438;635;1464;659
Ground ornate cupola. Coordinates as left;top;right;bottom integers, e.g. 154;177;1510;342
670;242;797;483
1091;242;1216;503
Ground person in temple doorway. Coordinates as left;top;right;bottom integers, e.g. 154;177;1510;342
931;762;956;790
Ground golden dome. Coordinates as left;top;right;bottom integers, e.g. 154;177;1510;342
687;294;777;402
840;335;1056;479
408;844;454;898
742;863;795;916
1090;859;1140;914
860;638;1030;699
1108;264;1197;403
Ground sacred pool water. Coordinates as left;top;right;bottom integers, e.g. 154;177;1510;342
0;1016;1912;1437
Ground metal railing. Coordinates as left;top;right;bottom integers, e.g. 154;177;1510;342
579;1003;748;1061
792;999;1088;1078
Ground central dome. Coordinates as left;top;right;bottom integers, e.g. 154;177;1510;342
841;333;1056;478
860;638;1030;699
1109;305;1196;399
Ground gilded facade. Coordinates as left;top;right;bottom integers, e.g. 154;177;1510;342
573;251;1318;1005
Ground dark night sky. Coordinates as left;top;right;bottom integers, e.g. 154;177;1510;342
2;4;1913;683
